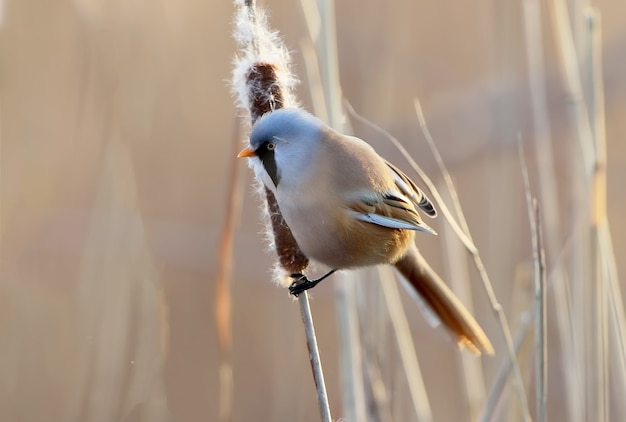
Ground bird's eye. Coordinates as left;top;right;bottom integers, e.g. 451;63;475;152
266;142;276;151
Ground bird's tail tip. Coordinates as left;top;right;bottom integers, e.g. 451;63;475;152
458;335;495;356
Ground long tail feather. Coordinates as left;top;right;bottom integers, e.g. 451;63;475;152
394;244;494;355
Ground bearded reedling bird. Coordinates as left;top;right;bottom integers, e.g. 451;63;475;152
238;108;494;355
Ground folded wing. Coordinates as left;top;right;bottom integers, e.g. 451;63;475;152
346;190;437;235
385;161;437;217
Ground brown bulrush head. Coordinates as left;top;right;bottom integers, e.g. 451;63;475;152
246;63;310;274
247;64;285;123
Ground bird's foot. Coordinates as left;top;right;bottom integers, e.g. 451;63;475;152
288;269;337;297
288;273;312;296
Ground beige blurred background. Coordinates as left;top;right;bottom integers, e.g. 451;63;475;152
1;0;625;421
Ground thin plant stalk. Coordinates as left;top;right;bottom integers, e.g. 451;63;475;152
313;0;343;129
412;100;531;422
549;0;595;174
357;274;394;422
550;11;593;416
550;3;595;418
439;183;486;419
605;224;626;408
550;1;608;420
378;266;433;422
483;189;588;422
520;141;549;422
361;348;394;422
302;0;367;419
334;275;367;422
588;9;617;421
214;119;245;422
522;2;579;420
483;165;588;422
481;143;540;422
298;294;332;422
482;313;532;422
299;38;329;124
533;204;549;422
591;10;626;384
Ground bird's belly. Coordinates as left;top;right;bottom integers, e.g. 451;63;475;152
280;201;414;269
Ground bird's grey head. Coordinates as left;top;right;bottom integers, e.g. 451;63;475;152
248;108;325;189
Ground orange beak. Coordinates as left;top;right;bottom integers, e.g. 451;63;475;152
237;146;256;158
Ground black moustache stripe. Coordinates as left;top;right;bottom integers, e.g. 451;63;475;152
255;141;280;187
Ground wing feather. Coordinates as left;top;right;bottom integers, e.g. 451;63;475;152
385;161;437;217
351;211;437;234
346;191;437;235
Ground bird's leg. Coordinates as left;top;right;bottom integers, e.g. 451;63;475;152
289;269;337;296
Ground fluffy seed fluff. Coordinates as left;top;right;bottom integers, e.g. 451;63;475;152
231;4;299;119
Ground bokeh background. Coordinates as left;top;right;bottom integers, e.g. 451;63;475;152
1;0;625;421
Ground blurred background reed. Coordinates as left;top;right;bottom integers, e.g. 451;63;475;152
1;0;625;421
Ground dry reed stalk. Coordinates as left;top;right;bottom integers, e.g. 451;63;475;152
306;0;343;129
522;2;579;420
378;266;433;422
549;0;595;173
587;7;626;413
521;150;548;422
361;350;394;422
214;119;244;422
298;1;367;420
231;1;331;421
548;12;593;418
356;274;394;422
482;315;531;422
412;100;530;421
549;1;611;420
586;8;626;421
334;275;367;422
485;197;597;422
299;38;329;124
439;184;486;419
480;143;539;422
